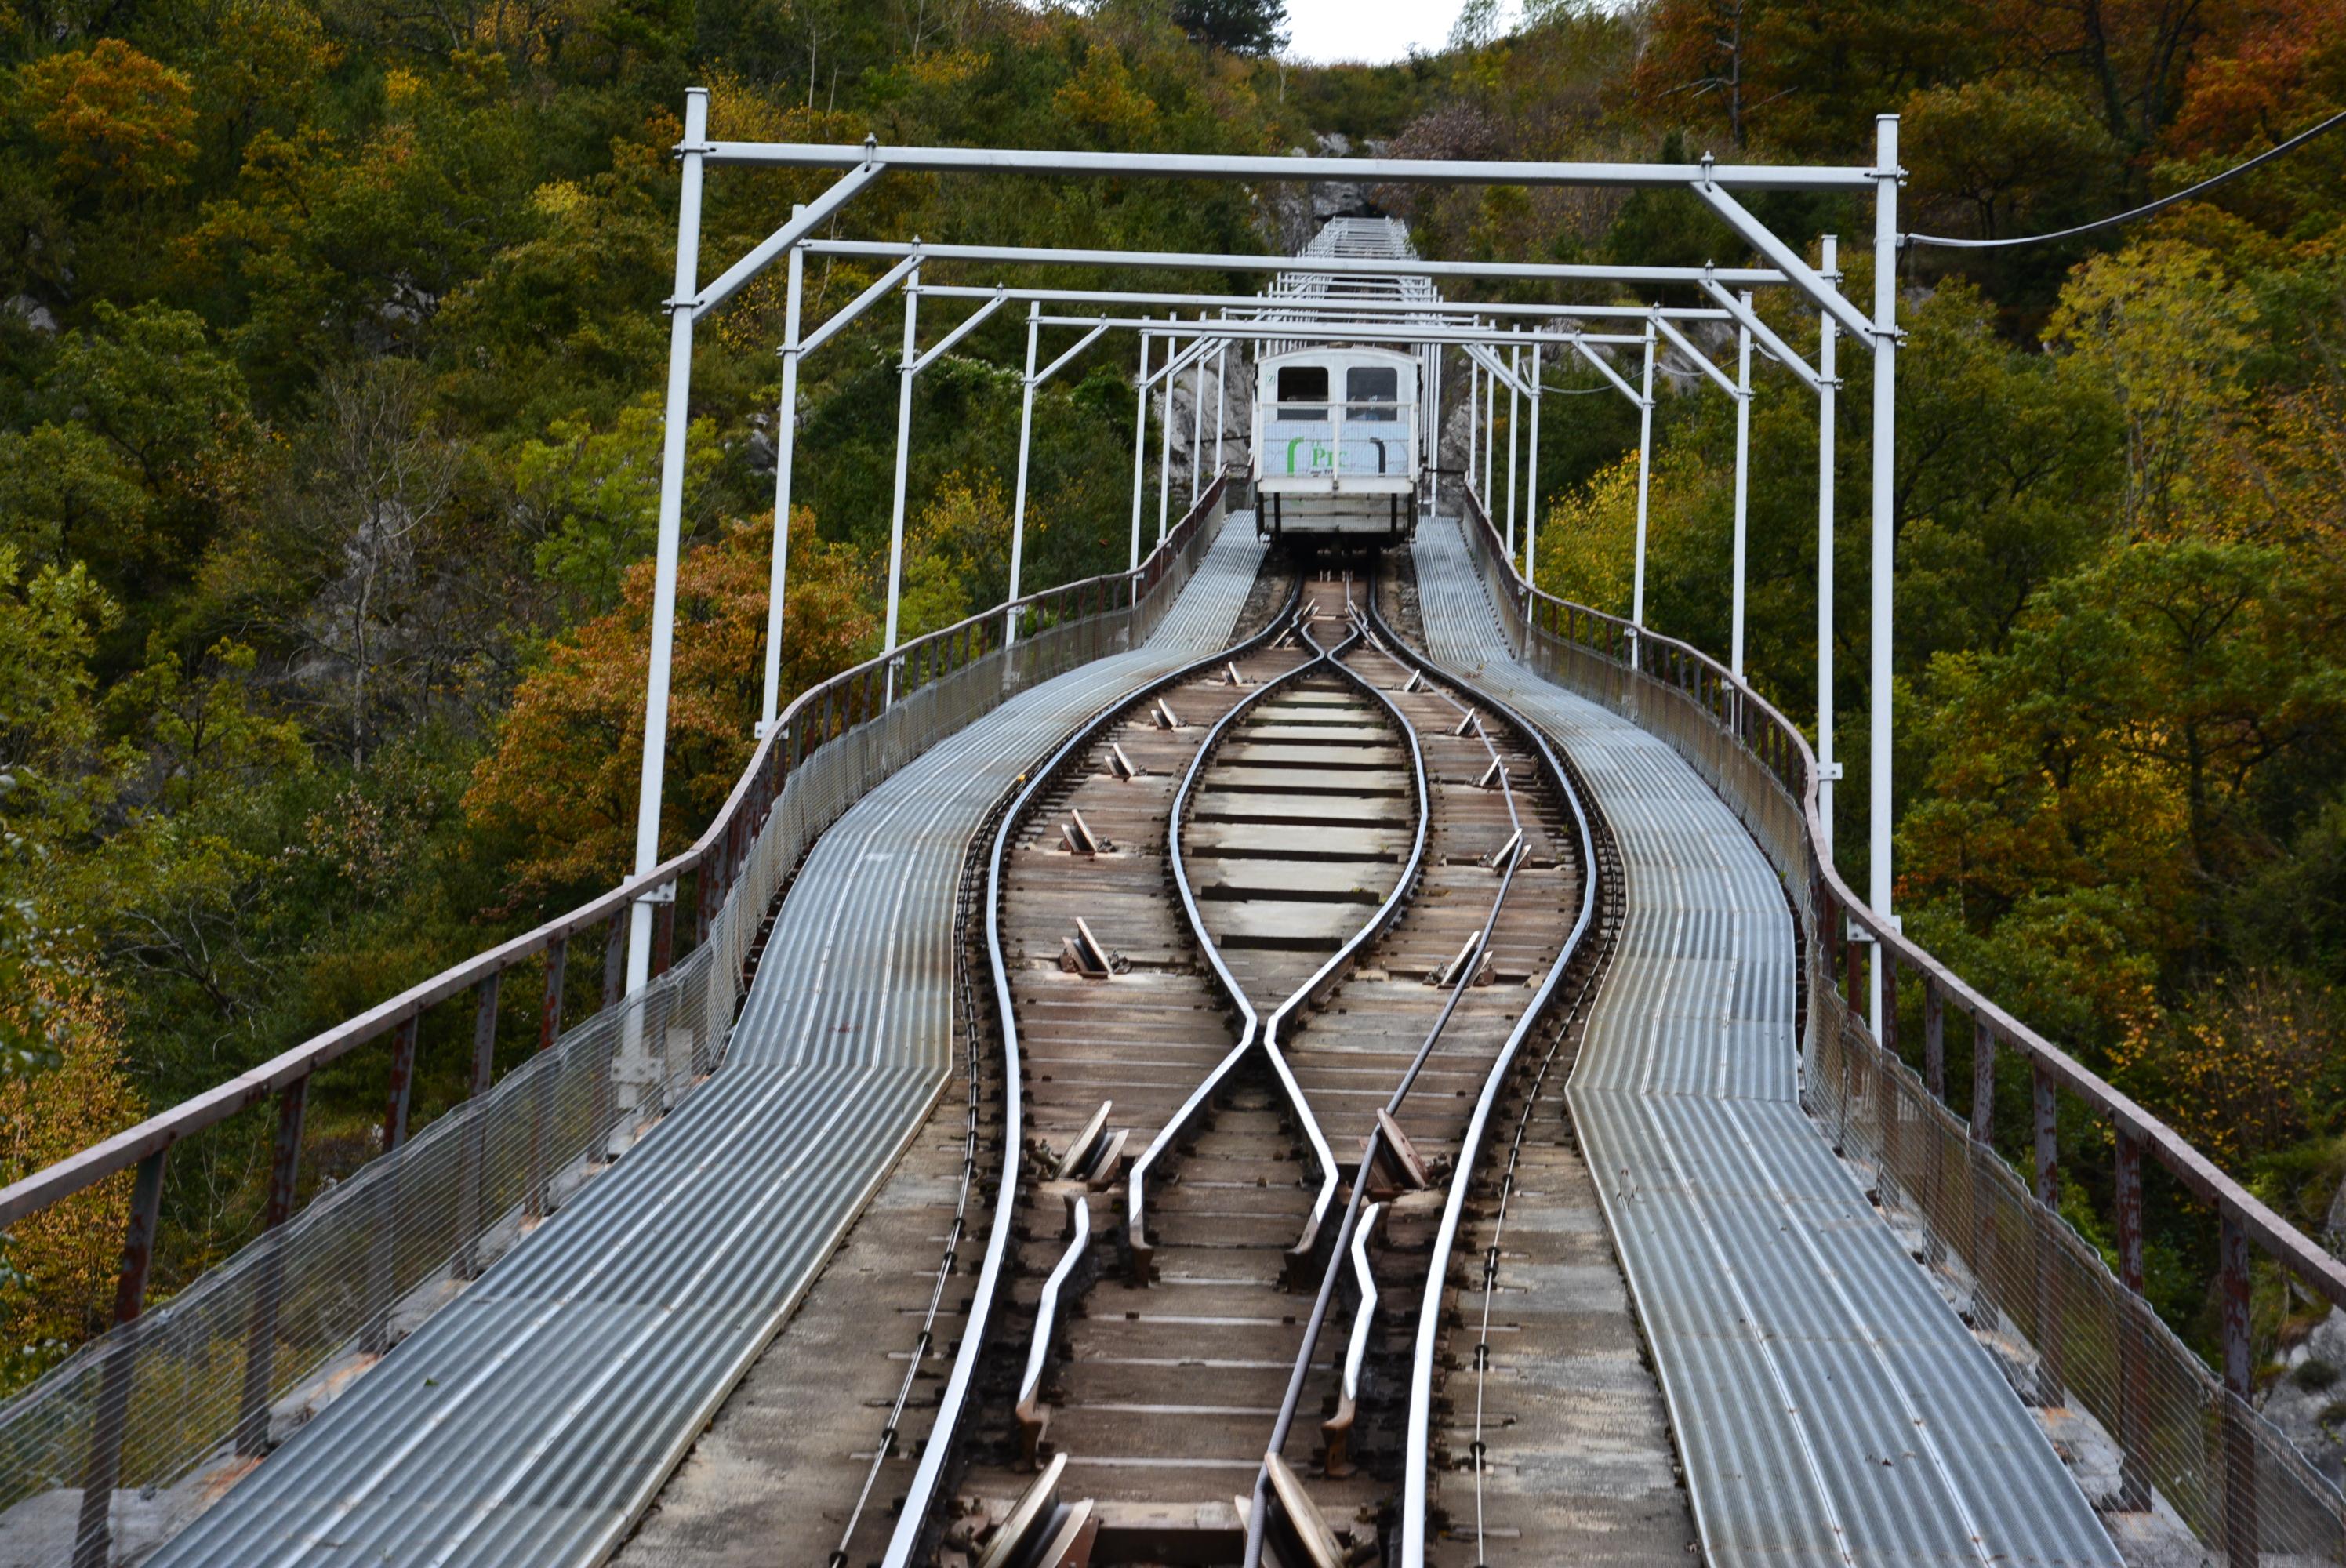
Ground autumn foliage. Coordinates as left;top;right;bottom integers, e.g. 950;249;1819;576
463;510;873;897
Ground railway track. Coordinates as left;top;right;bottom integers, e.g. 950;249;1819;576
910;563;1613;1567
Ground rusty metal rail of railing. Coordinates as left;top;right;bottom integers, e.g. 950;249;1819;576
0;477;1229;1568
1449;484;2346;1567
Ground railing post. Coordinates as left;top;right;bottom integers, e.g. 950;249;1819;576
2115;1128;2152;1511
2220;1207;2259;1567
2032;1059;2065;1403
1969;1016;1998;1327
1923;978;1945;1100
383;1012;419;1152
652;892;677;980
453;971;501;1279
71;1146;167;1568
235;1076;307;1455
364;1012;421;1353
527;934;569;1221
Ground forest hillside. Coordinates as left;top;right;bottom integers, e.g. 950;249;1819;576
5;0;2346;1410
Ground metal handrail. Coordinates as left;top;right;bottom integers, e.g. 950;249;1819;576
0;477;1229;1234
1447;481;2346;1308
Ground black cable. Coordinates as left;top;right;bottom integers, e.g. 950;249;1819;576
1903;106;2346;251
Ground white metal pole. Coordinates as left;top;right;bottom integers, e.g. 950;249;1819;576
881;264;920;705
1818;236;1838;848
1467;351;1479;506
1417;340;1436;516
759;208;805;734
1130;332;1150;571
1189;334;1204;506
1730;295;1752;680
1157;320;1175;544
1008;300;1040;651
1215;342;1227;476
1632;314;1656;669
1483;340;1495;504
1525;342;1542;582
1869;116;1899;1031
626;85;707;996
1505;341;1520;557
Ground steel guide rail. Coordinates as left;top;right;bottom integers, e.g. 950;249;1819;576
878;578;1306;1568
1237;583;1599;1568
823;767;1009;1568
1125;604;1431;1283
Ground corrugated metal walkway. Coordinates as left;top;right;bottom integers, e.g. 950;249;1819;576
147;516;1269;1568
1409;518;2119;1568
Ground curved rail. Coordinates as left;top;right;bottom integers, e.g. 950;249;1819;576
1355;580;1601;1568
877;575;1301;1568
1240;587;1596;1568
1125;606;1429;1281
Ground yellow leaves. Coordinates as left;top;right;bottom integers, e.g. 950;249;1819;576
908;48;990;93
1531;451;1643;618
1054;45;1160;147
20;39;198;197
2045;238;2261;538
2108;971;2334;1170
0;978;143;1390
383;67;425;110
530;179;587;220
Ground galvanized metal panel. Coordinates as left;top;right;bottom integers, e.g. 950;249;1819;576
141;518;1269;1568
1408;517;2119;1568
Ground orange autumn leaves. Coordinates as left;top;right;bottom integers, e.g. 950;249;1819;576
462;510;872;898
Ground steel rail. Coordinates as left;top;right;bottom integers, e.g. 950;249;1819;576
878;576;1305;1568
0;481;1229;1232
1356;583;1603;1568
1265;609;1435;1275
1125;606;1427;1282
1240;588;1592;1568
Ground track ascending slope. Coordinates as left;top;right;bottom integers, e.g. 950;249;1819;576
146;515;1269;1568
1407;517;2119;1568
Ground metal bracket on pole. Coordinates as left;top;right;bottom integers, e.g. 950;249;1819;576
1692;177;1877;341
910;285;1010;374
1033;322;1111;387
1561;334;1643;405
690;161;886;320
1650;313;1741;400
1698;276;1827;394
800;253;921;356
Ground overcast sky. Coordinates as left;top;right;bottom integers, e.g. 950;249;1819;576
1279;0;1467;64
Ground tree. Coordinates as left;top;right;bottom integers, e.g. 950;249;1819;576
1902;76;2120;240
2045;238;2258;538
465;509;875;898
18;40;198;199
1171;0;1287;58
0;977;143;1393
288;360;459;769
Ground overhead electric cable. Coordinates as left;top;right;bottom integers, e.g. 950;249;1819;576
1903;107;2346;251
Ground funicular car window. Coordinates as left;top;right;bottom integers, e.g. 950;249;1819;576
1276;365;1329;419
1347;365;1398;419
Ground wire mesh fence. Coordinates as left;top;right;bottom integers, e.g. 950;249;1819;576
0;489;1225;1566
1455;485;2346;1568
1808;985;2346;1568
